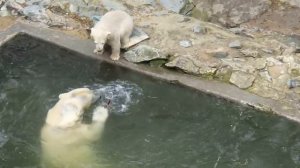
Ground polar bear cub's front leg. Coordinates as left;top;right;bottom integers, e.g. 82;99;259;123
110;35;121;60
81;106;109;141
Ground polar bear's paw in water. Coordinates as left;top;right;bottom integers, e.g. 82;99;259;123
92;106;109;122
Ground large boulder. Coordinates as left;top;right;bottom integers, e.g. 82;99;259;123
124;45;168;63
280;0;300;7
229;71;256;89
159;0;189;13
191;0;271;27
165;54;221;76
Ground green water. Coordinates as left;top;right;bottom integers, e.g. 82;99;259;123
1;34;300;168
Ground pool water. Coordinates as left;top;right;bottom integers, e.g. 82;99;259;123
1;34;300;168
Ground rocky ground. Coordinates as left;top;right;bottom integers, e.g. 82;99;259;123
1;0;300;115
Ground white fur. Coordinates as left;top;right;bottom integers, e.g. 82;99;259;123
41;88;109;168
91;10;134;60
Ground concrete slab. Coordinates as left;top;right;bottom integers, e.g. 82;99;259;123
0;20;299;123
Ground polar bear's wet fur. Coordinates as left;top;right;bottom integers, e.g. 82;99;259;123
41;88;109;168
91;10;134;60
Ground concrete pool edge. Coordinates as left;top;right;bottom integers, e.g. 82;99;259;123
1;20;299;123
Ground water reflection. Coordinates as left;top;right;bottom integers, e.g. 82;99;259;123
0;34;300;168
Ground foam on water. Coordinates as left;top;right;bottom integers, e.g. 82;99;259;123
0;130;9;148
87;80;143;114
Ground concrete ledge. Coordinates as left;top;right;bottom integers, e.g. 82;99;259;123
1;20;299;123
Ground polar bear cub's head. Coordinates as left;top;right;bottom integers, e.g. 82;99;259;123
91;28;111;54
46;88;95;128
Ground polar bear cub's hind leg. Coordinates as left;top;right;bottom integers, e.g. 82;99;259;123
121;19;134;48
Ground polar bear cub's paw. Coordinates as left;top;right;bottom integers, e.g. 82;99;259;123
110;53;120;61
92;106;109;123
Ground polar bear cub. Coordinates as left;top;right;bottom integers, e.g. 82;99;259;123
41;88;109;168
91;10;134;60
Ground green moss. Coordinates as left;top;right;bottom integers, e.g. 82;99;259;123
216;72;232;82
201;73;215;80
213;68;233;82
149;59;167;68
191;8;210;22
291;69;300;77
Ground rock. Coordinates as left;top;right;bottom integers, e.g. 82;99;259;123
230;71;256;89
77;5;104;21
268;64;288;79
179;40;192;48
206;48;228;58
229;27;244;34
15;0;25;4
165;56;200;75
166;54;221;76
279;0;300;8
192;23;207;34
266;57;282;66
280;55;295;63
249;77;284;100
212;51;228;59
253;58;267;70
229;40;242;49
25;0;51;6
259;71;272;82
0;6;10;17
180;1;195;15
191;0;271;27
45;9;90;29
282;46;297;55
290;68;300;77
191;3;211;21
261;48;274;54
159;0;188;13
240;49;260;57
124;45;168;63
177;16;190;22
272;74;290;90
215;65;232;81
221;58;256;73
102;0;127;11
295;46;300;53
21;5;48;22
154;10;169;16
69;3;79;13
142;0;157;6
287;79;300;88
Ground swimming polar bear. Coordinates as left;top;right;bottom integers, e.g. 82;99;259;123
40;88;109;168
91;10;134;61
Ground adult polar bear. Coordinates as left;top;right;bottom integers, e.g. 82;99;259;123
91;10;134;60
40;88;109;168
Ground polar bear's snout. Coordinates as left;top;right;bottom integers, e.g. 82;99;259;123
93;43;105;55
